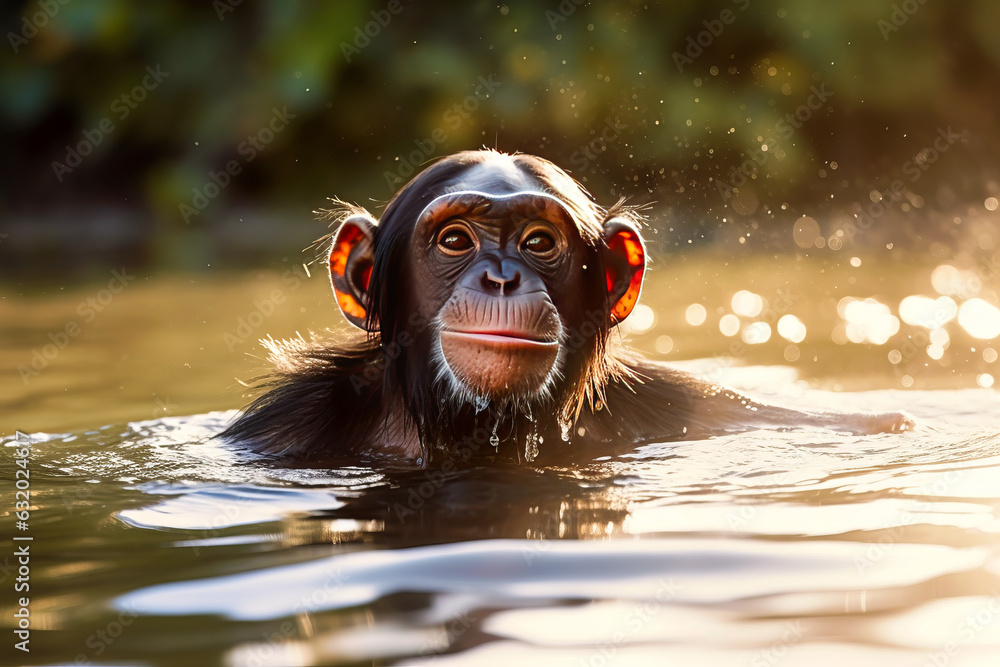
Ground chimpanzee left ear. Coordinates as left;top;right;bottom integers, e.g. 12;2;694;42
329;213;378;331
601;218;646;326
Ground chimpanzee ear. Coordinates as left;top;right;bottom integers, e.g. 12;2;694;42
601;218;646;326
329;213;378;331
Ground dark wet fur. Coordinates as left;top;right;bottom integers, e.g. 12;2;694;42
219;332;805;464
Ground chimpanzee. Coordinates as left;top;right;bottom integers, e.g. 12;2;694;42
221;150;911;465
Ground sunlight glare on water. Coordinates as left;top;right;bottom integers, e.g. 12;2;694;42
3;262;1000;667
836;297;900;345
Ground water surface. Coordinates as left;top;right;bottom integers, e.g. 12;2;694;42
3;256;1000;666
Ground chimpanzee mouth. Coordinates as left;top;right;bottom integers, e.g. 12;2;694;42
438;328;562;400
440;329;559;347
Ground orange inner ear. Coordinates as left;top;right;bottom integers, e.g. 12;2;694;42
330;224;369;322
605;228;645;322
335;288;366;323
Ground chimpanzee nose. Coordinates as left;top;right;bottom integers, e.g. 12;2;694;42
482;264;521;295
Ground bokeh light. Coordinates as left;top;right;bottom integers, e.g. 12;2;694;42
898;295;958;328
741;321;771;344
777;314;807;343
838;297;900;345
731;290;764;318
719;314;740;337
685;303;707;326
958;298;1000;339
623;303;655;334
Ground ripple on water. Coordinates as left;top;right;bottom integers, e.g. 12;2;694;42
6;387;1000;666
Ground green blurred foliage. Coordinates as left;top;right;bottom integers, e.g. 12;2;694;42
1;0;998;279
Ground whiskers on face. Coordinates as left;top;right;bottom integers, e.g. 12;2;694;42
429;314;567;416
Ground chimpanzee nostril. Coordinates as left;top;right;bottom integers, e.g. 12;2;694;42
483;267;522;295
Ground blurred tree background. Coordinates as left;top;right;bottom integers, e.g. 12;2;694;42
2;0;999;282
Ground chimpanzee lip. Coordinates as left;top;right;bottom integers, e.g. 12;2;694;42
440;329;559;347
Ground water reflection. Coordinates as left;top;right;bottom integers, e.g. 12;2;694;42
4;383;1000;666
4;258;1000;666
652;258;1000;390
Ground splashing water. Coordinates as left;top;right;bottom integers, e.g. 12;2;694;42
525;420;540;462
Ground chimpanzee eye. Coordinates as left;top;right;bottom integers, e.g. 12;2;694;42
522;229;557;255
437;224;476;255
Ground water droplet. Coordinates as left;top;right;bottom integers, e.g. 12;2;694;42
525;423;539;462
559;418;572;442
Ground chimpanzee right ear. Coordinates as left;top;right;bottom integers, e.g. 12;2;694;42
329;213;378;331
601;218;646;326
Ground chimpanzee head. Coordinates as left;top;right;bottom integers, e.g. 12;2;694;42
329;150;645;449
